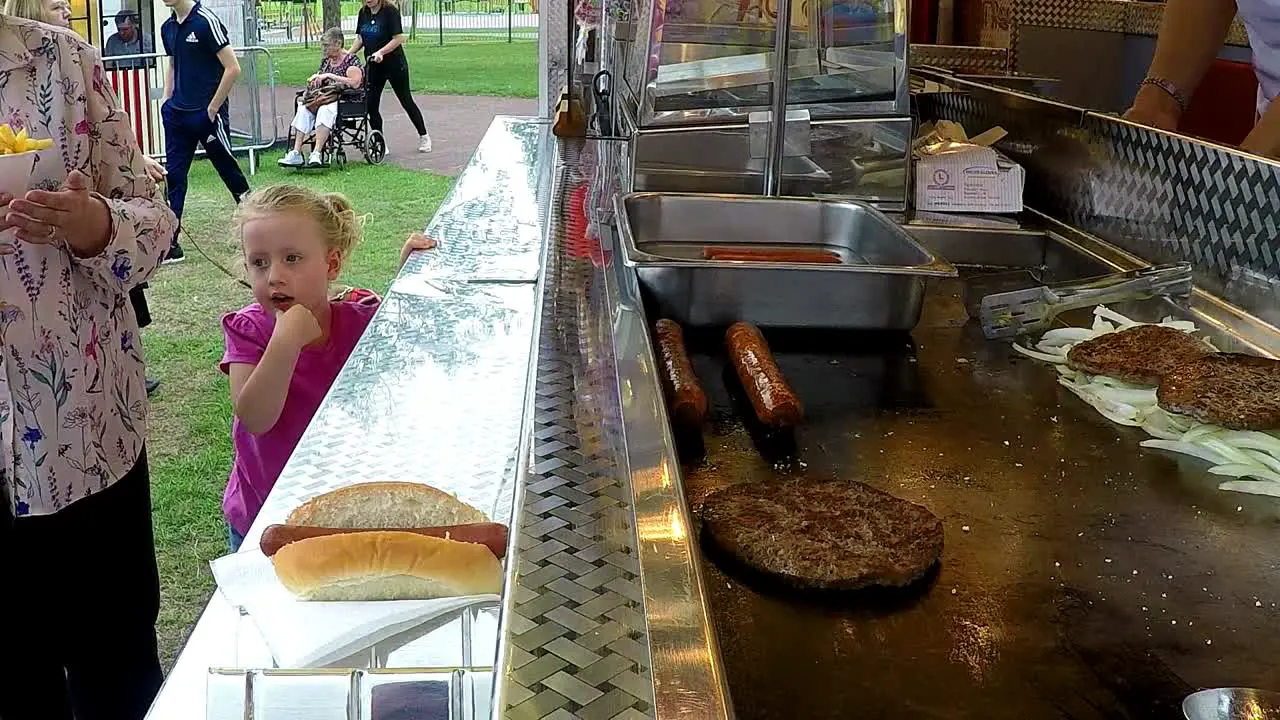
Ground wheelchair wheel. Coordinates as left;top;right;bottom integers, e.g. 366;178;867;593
364;130;387;165
334;149;347;169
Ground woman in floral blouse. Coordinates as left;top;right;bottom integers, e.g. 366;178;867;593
0;15;178;720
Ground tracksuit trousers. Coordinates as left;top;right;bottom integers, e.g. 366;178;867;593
162;100;250;249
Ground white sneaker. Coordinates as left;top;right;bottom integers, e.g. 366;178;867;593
308;151;324;167
418;134;432;153
278;150;304;167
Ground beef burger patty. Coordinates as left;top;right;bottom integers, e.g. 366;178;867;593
700;479;943;591
1066;325;1212;385
1157;353;1280;430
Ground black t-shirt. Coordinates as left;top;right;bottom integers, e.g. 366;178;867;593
356;4;405;62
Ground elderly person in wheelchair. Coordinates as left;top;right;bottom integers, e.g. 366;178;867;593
280;27;363;168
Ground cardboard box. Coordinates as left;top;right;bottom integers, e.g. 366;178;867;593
914;121;1024;214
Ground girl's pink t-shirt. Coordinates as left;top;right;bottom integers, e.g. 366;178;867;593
219;301;378;535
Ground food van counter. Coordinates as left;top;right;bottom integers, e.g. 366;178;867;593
146;117;552;720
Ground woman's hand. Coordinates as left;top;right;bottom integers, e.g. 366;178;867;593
2;170;112;258
273;304;323;349
143;156;167;183
399;232;436;268
1123;85;1182;131
370;50;384;63
1240;101;1280;160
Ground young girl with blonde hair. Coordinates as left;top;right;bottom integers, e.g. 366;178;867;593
220;185;433;550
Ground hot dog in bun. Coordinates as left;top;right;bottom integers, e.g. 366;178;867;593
266;482;506;601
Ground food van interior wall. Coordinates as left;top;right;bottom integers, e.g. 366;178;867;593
917;79;1280;330
1011;25;1256;143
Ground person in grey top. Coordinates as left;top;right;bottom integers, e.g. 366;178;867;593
105;10;154;70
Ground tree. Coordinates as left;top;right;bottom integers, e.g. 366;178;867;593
322;0;340;32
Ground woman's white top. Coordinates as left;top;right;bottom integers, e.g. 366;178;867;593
1236;0;1280;116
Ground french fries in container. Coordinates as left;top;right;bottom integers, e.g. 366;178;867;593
0;124;55;248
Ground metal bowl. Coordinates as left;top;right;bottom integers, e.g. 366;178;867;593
1184;688;1280;720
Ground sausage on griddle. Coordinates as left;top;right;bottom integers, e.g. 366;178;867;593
655;319;708;427
725;321;803;427
261;522;509;559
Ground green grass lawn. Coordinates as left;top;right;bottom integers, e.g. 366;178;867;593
146;153;452;667
261;41;537;97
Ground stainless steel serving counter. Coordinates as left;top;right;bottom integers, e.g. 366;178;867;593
147;103;1280;720
145;117;553;720
489;132;1280;718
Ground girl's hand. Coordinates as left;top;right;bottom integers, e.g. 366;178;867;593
2;170;111;258
273;304;323;349
371;50;384;63
399;232;436;269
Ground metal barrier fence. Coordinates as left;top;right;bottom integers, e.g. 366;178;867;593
103;46;279;174
252;0;537;46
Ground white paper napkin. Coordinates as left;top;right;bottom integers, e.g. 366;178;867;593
210;549;499;668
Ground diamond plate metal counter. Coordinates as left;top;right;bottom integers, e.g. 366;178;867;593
496;141;657;720
1006;0;1251;69
147;118;552;720
912;45;1010;75
246;281;537;541
413;117;553;283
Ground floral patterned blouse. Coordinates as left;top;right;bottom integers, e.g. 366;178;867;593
310;52;362;94
0;17;178;517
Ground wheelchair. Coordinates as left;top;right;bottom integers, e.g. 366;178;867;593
286;89;387;169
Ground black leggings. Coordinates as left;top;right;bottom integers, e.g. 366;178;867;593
366;54;427;136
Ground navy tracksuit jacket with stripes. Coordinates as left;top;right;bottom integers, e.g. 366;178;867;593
160;2;249;246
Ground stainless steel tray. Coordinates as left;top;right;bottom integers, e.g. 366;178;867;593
616;192;956;330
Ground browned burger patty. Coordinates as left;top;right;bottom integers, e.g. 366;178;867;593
1066;325;1212;385
700;479;943;591
1156;353;1280;430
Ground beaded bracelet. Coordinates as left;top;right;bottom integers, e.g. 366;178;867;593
1140;76;1189;115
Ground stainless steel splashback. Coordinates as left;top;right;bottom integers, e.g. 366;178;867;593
915;70;1280;329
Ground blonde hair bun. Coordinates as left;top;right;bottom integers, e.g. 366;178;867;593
236;185;364;262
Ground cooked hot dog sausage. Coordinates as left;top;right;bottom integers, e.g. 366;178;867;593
655;319;708;427
260;522;509;559
725;322;803;427
704;247;842;264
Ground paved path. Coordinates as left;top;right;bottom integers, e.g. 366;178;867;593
270;86;537;176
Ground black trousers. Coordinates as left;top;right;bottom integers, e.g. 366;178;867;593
366;54;427;137
0;451;163;720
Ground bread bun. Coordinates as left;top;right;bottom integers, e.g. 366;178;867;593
271;531;503;601
287;482;488;528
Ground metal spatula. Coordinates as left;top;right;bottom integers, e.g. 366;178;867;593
979;262;1193;340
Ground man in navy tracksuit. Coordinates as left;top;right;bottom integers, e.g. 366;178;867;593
160;0;250;263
